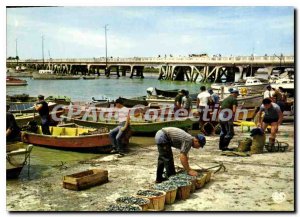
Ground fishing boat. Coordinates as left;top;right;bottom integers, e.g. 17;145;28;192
8;102;57;114
15;109;64;126
22;126;111;151
33;71;81;80
6;77;28;86
119;97;149;107
73;117;194;135
83;76;97;79
146;87;179;98
45;95;72;105
6;142;33;179
270;77;294;96
211;77;269;96
6;94;36;102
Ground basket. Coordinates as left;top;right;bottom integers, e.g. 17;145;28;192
237;138;252;152
116;196;150;211
195;173;207;189
176;184;192;200
265;141;289;153
135;190;166;211
152;183;177;205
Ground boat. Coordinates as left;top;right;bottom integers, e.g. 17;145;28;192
6;142;33;179
45;95;72;105
6;77;28;86
270;77;294;96
6;94;36;102
15;109;64;127
33;71;81;80
8;101;57;114
119;97;149;107
147;94;263;109
73;117;194;135
148;88;179;98
83;76;97;80
211;77;269;96
22;126;111;151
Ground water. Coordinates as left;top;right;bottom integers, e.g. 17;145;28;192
6;74;210;101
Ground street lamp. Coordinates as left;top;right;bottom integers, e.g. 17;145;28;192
104;24;108;75
15;38;18;65
42;35;45;67
274;53;283;73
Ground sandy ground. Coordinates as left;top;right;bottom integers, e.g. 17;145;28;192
6;123;294;211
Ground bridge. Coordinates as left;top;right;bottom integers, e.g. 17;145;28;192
7;55;294;82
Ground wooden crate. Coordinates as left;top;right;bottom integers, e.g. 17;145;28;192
63;169;108;191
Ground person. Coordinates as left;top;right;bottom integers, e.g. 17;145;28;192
34;95;51;135
218;89;239;151
257;98;283;147
263;85;273;99
278;87;287;103
174;89;185;112
208;88;220;106
6;105;21;142
109;98;130;156
154;127;206;183
181;90;193;113
271;88;284;112
197;86;213;126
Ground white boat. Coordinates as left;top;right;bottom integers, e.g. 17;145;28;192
211;77;269;96
271;77;294;91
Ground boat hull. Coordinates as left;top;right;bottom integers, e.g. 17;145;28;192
6;142;33;179
74;118;194;134
22;127;111;150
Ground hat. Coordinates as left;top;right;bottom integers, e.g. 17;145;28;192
195;134;206;147
178;89;184;93
230;89;240;95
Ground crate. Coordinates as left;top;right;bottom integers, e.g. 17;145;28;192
63;169;108;191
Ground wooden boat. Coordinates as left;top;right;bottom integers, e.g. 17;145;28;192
155;88;179;98
15;109;64;126
8;101;57;114
45;95;71;105
22;126;111;151
6;94;36;102
119;97;149;107
6;77;28;86
6;142;33;179
83;76;97;80
73;117;194;134
33;72;81;80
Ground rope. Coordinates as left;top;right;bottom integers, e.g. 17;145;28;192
193;161;227;174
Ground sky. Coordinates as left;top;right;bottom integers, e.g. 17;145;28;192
6;6;294;59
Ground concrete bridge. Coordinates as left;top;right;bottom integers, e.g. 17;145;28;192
7;55;294;82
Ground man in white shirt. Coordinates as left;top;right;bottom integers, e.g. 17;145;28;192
109;98;130;156
263;85;273;99
197;86;212;125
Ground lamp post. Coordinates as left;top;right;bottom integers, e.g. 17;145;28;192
15;38;18;65
42;35;45;67
104;24;108;75
274;53;283;73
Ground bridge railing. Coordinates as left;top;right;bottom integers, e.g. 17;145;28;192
7;55;294;64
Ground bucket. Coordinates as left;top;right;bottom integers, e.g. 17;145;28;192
169;173;196;193
135;190;166;211
195;173;207;189
116;196;150;211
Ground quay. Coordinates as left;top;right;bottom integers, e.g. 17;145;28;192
7;55;294;82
